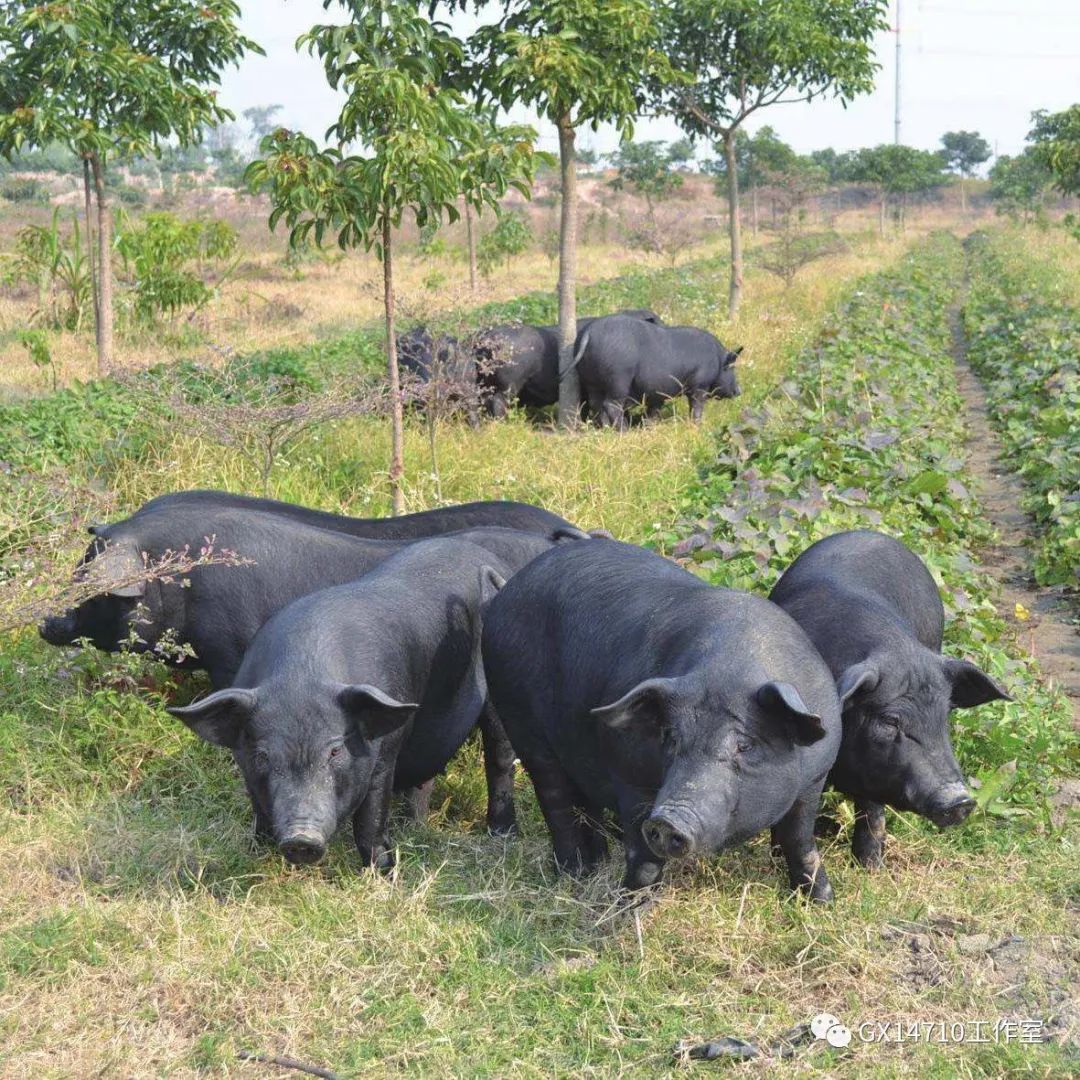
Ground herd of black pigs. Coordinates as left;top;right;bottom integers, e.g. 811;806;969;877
33;306;1009;899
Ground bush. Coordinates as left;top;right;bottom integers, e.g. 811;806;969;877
0;176;48;203
478;212;532;277
115;212;239;321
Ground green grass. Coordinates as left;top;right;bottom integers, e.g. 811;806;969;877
1;234;1077;1077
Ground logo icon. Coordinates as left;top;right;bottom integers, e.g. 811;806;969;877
811;1012;852;1048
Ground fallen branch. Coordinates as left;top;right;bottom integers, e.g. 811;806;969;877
237;1049;341;1080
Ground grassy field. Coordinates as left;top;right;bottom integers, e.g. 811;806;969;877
0;227;1077;1076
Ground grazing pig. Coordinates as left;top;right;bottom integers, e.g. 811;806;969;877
482;540;842;899
168;537;533;866
475;309;662;417
769;530;1010;869
571;316;742;429
40;504;584;689
133;489;575;540
396;326;480;426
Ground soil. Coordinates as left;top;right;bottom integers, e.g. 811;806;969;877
949;307;1080;732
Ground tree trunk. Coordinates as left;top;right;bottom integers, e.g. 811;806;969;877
464;200;478;291
82;157;100;348
383;215;405;515
556;113;579;429
723;130;743;319
90;153;113;374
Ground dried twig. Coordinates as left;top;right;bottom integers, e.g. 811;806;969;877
237;1049;341;1080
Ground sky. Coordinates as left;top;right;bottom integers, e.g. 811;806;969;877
218;1;1080;168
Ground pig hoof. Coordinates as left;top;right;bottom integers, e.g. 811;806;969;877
359;846;396;874
795;877;834;903
853;843;885;871
553;849;596;879
623;860;664;891
487;809;519;838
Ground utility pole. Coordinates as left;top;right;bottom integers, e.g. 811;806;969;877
894;0;902;144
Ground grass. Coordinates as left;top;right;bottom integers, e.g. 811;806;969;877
1;226;1077;1077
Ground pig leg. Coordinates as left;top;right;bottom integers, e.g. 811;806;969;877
406;780;434;822
689;389;706;423
772;787;834;902
852;799;887;870
352;761;397;873
479;706;518;837
615;784;665;890
576;801;609;867
522;752;595;876
600;399;626;431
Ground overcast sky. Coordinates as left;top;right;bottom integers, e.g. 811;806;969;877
218;1;1079;168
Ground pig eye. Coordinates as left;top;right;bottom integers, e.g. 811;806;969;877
877;715;901;731
253;749;271;771
328;743;346;761
736;737;754;754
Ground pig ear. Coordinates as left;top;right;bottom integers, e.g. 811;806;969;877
479;565;506;606
725;346;744;365
337;684;418;738
88;539;147;598
836;661;881;705
591;677;678;734
168;688;256;748
942;658;1011;709
756;681;827;743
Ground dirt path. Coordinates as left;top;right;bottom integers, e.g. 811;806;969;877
949;307;1080;729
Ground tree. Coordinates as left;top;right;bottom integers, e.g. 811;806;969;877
744;126;796;232
988;150;1052;224
467;1;677;427
478;210;533;276
247;1;542;514
243;104;283;144
1028;105;1080;196
756;159;842;287
0;2;259;375
608;140;685;215
939;130;991;213
848;144;946;235
655;0;886;317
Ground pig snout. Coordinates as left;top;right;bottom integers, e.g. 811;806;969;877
277;829;328;866
924;786;976;829
642;812;696;860
39;613;77;645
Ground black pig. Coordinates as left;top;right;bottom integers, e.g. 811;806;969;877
482;540;842;899
168;537;544;866
41;504;583;689
769;530;1010;868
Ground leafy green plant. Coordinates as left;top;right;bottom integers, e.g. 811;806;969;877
115;212;240;322
18;330;57;391
2;208;93;330
963;231;1080;586
478;211;533;276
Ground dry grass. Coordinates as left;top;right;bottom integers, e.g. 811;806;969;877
94;231;914;542
991;224;1080;306
0;179;974;400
